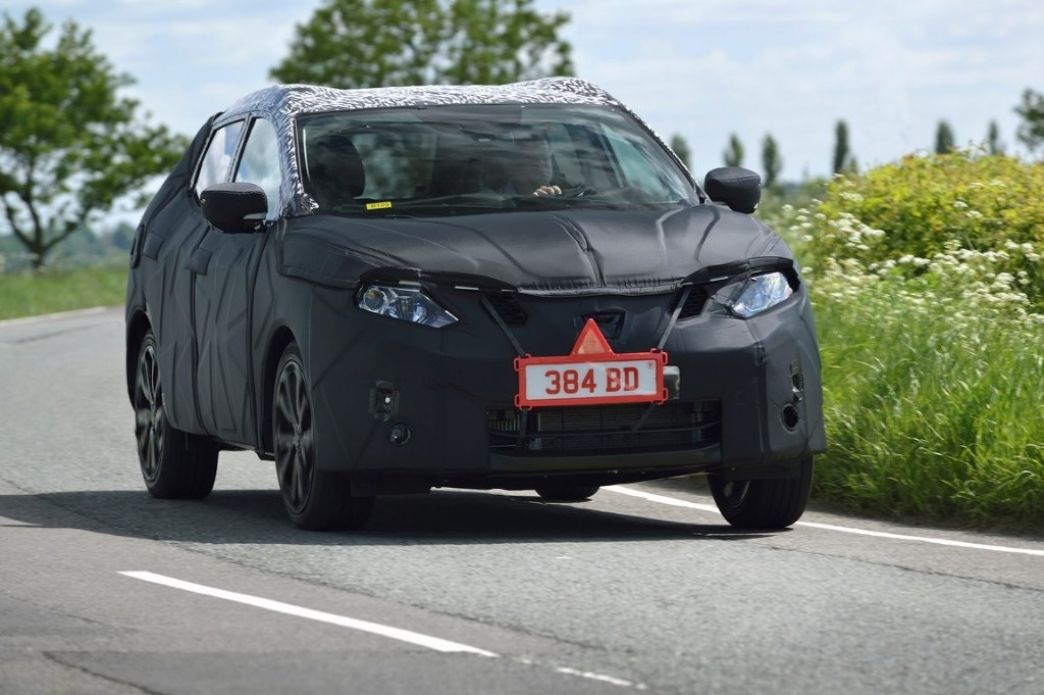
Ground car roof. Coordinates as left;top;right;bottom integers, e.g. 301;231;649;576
215;78;620;127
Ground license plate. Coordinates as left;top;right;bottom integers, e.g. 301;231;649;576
514;317;668;408
515;356;663;406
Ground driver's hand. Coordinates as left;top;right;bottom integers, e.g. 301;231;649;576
532;185;562;197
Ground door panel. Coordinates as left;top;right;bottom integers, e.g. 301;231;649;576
192;116;282;447
192;230;264;445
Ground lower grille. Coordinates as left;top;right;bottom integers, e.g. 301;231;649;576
487;401;721;456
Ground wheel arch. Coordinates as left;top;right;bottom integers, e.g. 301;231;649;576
126;309;152;402
260;325;297;453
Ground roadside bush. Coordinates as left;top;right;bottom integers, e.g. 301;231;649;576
775;152;1044;529
805;151;1044;309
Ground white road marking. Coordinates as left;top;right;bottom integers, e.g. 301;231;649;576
606;486;720;514
555;666;645;689
0;515;37;527
122;571;646;689
119;571;497;656
0;306;113;328
606;486;1044;558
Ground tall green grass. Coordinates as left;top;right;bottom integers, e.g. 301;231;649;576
0;264;127;321
813;283;1044;528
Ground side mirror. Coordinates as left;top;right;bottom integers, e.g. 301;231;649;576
200;183;268;233
704;167;761;214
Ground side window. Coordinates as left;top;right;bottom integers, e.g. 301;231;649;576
234;118;281;217
195;121;244;197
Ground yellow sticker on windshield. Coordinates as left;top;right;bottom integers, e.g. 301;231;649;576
366;201;393;211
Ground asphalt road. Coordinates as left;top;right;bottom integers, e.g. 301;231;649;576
1;308;1042;695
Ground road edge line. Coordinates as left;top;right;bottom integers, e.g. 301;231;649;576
0;305;116;327
606;486;1044;558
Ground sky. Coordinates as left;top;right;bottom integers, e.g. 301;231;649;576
7;0;1044;186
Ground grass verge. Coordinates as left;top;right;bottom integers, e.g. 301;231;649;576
810;274;1044;531
0;264;127;321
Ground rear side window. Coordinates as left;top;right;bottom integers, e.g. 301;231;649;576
195;121;244;197
235;119;281;217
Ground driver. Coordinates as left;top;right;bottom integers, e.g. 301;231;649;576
484;134;561;197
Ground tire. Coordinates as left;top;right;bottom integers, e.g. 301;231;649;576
708;456;814;529
534;482;600;503
134;330;218;499
273;343;374;531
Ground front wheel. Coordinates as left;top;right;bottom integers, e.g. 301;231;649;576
134;330;218;499
273;343;374;531
709;457;814;529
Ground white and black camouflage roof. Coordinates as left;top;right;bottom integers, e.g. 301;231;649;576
211;78;686;215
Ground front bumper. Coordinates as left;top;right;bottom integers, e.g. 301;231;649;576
305;284;825;490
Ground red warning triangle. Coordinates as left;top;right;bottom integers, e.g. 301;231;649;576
570;318;614;355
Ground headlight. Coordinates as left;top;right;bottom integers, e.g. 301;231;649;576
357;285;458;328
727;271;794;318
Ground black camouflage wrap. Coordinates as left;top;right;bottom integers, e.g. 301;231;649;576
126;79;825;492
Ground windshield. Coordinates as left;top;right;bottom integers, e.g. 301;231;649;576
296;104;695;217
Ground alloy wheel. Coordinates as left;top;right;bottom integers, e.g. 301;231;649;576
274;358;314;514
134;342;164;483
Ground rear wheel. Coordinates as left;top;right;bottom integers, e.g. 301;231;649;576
709;457;814;529
134;330;218;499
273;343;373;531
534;482;600;503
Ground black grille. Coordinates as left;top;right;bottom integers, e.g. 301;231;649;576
487;401;721;456
676;286;708;319
484;291;528;325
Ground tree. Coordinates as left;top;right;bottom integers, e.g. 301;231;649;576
986;120;1003;155
669;134;691;169
832;120;852;175
1014;88;1044;155
723;133;744;168
761;134;782;189
935;120;956;154
0;9;184;268
270;0;573;89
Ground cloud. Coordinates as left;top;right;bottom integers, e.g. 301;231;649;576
8;0;1044;179
550;0;1044;175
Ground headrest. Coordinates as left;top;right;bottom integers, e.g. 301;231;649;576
306;134;366;207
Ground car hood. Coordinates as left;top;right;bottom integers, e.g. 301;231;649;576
279;205;793;295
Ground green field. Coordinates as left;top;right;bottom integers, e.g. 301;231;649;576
0;264;127;321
